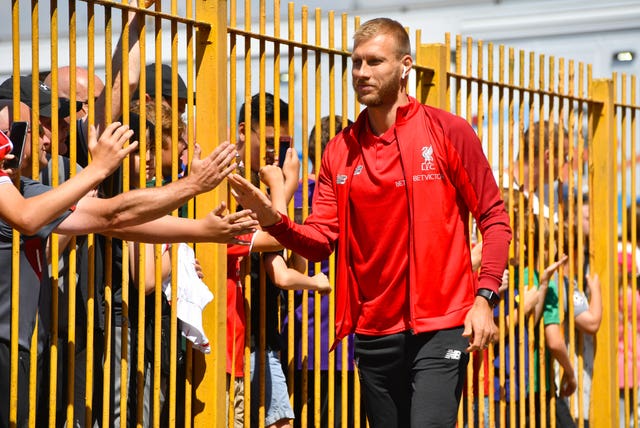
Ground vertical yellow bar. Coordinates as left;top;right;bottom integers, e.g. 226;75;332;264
327;10;336;428
85;2;97;426
194;1;228;426
184;1;195;425
476;39;485;428
590;77;618;426
101;5;114;426
65;1;78;427
576;60;587;428
119;4;132;426
134;4;148;427
241;2;253;425
286;6;296;414
9;1;21;427
27;0;41;423
165;3;180;427
498;43;507;428
48;3;61;424
300;7;309;427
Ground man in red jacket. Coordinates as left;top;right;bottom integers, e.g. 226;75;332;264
230;17;511;427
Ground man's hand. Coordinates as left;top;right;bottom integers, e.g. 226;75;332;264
281;147;301;201
499;269;509;294
559;370;577;397
186;142;238;194
1;154;18;181
194;257;204;279
540;254;569;285
281;147;300;184
199;202;258;244
586;272;600;294
462;296;499;352
259;164;284;189
89;122;137;177
228;173;282;227
313;272;332;296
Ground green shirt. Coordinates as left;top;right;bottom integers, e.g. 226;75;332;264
530;269;560;393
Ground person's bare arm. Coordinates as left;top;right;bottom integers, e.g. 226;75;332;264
259;165;287;214
53;142;238;235
264;252;331;295
574;273;602;335
545;323;577;397
280;148;300;204
251;230;284;252
83;0;146;138
0;123;136;235
102;204;257;244
532;255;568;324
128;241;171;295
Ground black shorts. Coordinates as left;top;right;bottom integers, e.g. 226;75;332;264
354;327;469;428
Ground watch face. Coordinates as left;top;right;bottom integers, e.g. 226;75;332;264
478;288;499;307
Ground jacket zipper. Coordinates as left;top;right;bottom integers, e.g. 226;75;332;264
394;129;415;333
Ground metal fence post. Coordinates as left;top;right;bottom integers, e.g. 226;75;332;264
589;77;619;427
194;0;228;426
415;43;449;110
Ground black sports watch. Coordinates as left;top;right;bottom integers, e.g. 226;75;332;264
476;288;500;308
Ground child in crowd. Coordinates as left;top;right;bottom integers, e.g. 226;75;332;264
226;147;331;428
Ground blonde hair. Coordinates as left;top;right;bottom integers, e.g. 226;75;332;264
353;18;411;58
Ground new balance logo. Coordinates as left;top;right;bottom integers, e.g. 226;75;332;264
444;349;461;360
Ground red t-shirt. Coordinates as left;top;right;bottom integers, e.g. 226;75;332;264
348;115;411;335
226;233;253;377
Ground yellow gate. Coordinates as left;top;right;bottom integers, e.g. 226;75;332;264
3;1;640;427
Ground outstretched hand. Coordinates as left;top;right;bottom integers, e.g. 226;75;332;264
88;122;137;177
313;272;332;296
281;147;300;184
259;164;284;188
228;173;282;227
188;142;238;194
200;202;258;244
540;254;569;285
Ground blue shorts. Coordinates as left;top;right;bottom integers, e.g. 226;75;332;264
250;349;295;426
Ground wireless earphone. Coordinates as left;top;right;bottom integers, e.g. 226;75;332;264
401;65;408;79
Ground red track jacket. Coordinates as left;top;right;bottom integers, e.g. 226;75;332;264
265;97;512;349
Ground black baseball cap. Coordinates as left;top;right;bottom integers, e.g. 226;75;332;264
133;63;192;103
0;75;76;119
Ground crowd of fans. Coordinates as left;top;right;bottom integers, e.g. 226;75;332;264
0;5;638;428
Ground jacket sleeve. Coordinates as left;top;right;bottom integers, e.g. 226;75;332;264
444;116;512;293
263;143;340;262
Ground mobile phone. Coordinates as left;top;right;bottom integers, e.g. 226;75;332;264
4;121;28;169
278;137;291;167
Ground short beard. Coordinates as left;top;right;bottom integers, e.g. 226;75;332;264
354;68;403;107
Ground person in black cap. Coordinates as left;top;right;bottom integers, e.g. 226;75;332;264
133;63;189;116
0;74;76;156
0;75;73;119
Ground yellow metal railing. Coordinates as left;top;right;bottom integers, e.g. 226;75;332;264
3;1;640;427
